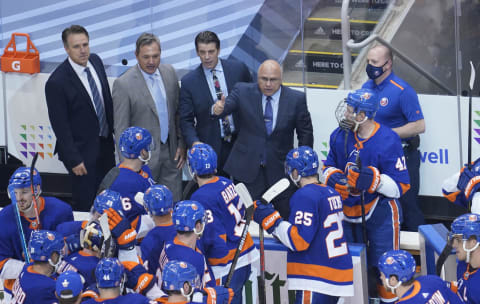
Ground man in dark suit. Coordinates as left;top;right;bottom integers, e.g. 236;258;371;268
45;25;115;211
179;31;252;176
213;60;313;217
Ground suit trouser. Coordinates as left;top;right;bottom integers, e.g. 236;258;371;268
69;136;115;211
154;140;182;202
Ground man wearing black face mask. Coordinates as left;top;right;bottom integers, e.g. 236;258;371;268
362;45;426;232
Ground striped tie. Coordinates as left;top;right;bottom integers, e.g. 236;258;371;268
212;69;232;140
85;67;108;137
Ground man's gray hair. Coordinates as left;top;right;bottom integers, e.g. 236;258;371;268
135;33;161;55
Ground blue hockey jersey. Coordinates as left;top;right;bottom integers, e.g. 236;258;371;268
82;293;156;304
455;261;480;304
191;176;259;278
0;197;73;270
140;223;176;275
323;123;410;222
12;265;57;304
65;250;100;288
110;164;155;205
274;183;353;296
397;275;462;304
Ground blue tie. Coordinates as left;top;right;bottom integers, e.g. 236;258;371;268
264;96;273;135
85;67;108;137
150;75;169;143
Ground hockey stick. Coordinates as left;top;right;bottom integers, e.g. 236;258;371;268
224;183;255;288
468;61;476;169
29;152;41;230
258;178;290;304
356;154;368;246
98;212;114;258
8;185;30;262
96;166;120;195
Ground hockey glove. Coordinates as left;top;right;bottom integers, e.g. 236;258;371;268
55;260;78;275
65;233;81;254
347;166;381;193
253;201;282;234
457;166;480;200
122;261;155;295
324;168;349;200
105;207;137;250
203;286;234;304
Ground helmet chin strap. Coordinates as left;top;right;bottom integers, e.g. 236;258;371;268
385;278;402;294
194;222;205;236
289;173;301;187
138;151;151;164
464;240;480;263
182;283;194;298
351;113;368;132
48;254;62;274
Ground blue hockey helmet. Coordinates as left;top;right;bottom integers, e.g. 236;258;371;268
93;189;123;215
28;230;65;262
80;221;104;252
95;258;125;288
144;185;173;216
345;88;378;119
172;200;206;234
187;143;217;176
119;126;153;159
285;146;319;178
9;167;41;189
162;260;200;296
450;213;480;241
378;250;416;283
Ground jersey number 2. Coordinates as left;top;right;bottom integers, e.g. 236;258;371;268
324;212;348;258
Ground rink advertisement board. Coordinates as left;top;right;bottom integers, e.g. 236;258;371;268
1;72;478;196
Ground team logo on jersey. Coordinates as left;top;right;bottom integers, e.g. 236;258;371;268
135;132;143;140
292;151;299;159
469;214;478;222
380;97;388;106
361;92;372;100
385;256;395;264
179;262;187;268
47;233;55;241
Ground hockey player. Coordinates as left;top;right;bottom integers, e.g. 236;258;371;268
55;270;84;304
0;167;73;288
64;221;103;288
110;126;156;204
188;143;259;304
378;250;462;304
162;260;234;304
161;200;215;287
141;184;177;275
82;257;156;304
253;146;353;304
323;88;410;301
12;230;67;304
442;158;480;214
449;213;480;303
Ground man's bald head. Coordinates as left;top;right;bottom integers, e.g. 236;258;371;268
257;60;282;96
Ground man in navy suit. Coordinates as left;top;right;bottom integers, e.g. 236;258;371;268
45;25;115;211
179;31;252;176
213;60;313;217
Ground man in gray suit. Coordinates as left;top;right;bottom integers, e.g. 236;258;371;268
112;33;185;200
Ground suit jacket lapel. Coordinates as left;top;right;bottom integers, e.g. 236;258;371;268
65;59;96;114
158;64;175;121
221;59;234;94
253;86;268;135
196;65;215;105
134;65;158;117
274;86;287;133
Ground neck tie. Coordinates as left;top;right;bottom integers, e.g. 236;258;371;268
264;96;273;136
212;69;232;140
150;75;169;144
85;67;108;137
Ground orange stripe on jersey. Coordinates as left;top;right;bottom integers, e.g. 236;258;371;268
0;258;9;271
343;197;377;218
303;290;312;304
287;262;353;282
398;281;421;301
81;220;89;229
289;226;309;251
389;200;400;250
443;190;460;203
354;122;380;150
390;80;404;90
377;283;397;301
3;279;15;291
208;234;254;266
131;216;139;231
400;183;410;195
78;250;96;257
205;176;220;185
219;234;227;242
